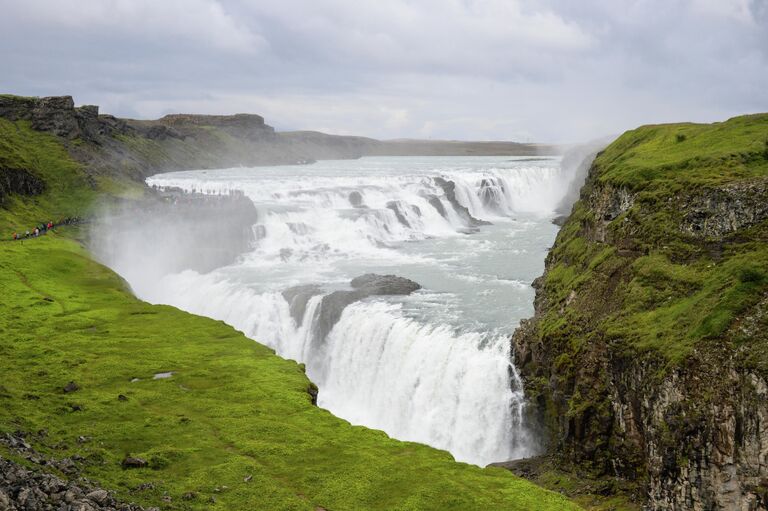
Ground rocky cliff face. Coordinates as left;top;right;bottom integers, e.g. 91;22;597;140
0;95;127;141
0;167;45;205
512;115;768;510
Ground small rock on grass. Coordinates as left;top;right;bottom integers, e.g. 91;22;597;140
121;456;148;469
63;381;80;393
86;489;109;505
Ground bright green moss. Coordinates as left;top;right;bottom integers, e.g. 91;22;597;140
593;113;768;190
0;109;580;509
0;237;581;511
0;119;94;230
540;113;768;369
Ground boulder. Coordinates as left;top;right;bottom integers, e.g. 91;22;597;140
313;274;421;342
63;381;79;393
282;284;324;326
433;177;490;227
121;456;148;469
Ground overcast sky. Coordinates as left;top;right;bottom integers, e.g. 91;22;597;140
1;0;766;142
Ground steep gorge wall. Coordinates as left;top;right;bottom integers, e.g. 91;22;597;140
513;115;768;510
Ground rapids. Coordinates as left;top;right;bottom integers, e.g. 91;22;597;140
110;156;571;465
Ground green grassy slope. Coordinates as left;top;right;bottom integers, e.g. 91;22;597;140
538;113;768;368
0;118;144;233
508;113;768;505
0;118;580;509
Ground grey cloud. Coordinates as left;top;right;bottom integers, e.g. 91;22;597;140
0;0;765;142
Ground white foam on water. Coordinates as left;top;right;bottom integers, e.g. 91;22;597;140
106;156;573;465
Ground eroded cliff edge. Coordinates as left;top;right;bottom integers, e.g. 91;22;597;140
0;94;557;186
512;114;768;510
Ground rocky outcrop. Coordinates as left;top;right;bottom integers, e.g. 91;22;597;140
313;274;421;342
681;179;768;238
0;459;151;511
0;432;151;511
433;177;490;229
583;183;635;243
0;167;45;205
282;284;324;325
0;95;124;141
512;149;768;509
157;113;274;140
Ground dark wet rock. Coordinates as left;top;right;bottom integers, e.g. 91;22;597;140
348;190;365;208
117;394;128;401
552;215;569;226
0;167;45;205
386;201;411;228
121;457;148;469
433;177;490;227
314;274;421;342
427;195;447;218
350;274;422;295
282;284;324;326
307;382;319;406
63;381;80;393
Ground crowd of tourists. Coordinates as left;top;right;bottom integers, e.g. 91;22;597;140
6;217;84;242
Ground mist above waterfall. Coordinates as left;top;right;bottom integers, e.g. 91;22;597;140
555;138;614;216
92;155;575;465
89;191;258;297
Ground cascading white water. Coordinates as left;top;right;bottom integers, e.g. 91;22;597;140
106;156;569;465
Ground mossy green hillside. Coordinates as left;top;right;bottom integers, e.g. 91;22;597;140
536;113;768;370
592;113;768;189
0;118;144;234
513;113;768;487
0;236;580;510
1;108;579;509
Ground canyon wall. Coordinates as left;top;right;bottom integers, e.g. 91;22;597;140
513;114;768;510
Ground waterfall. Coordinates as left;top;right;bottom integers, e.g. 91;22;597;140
98;157;568;466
